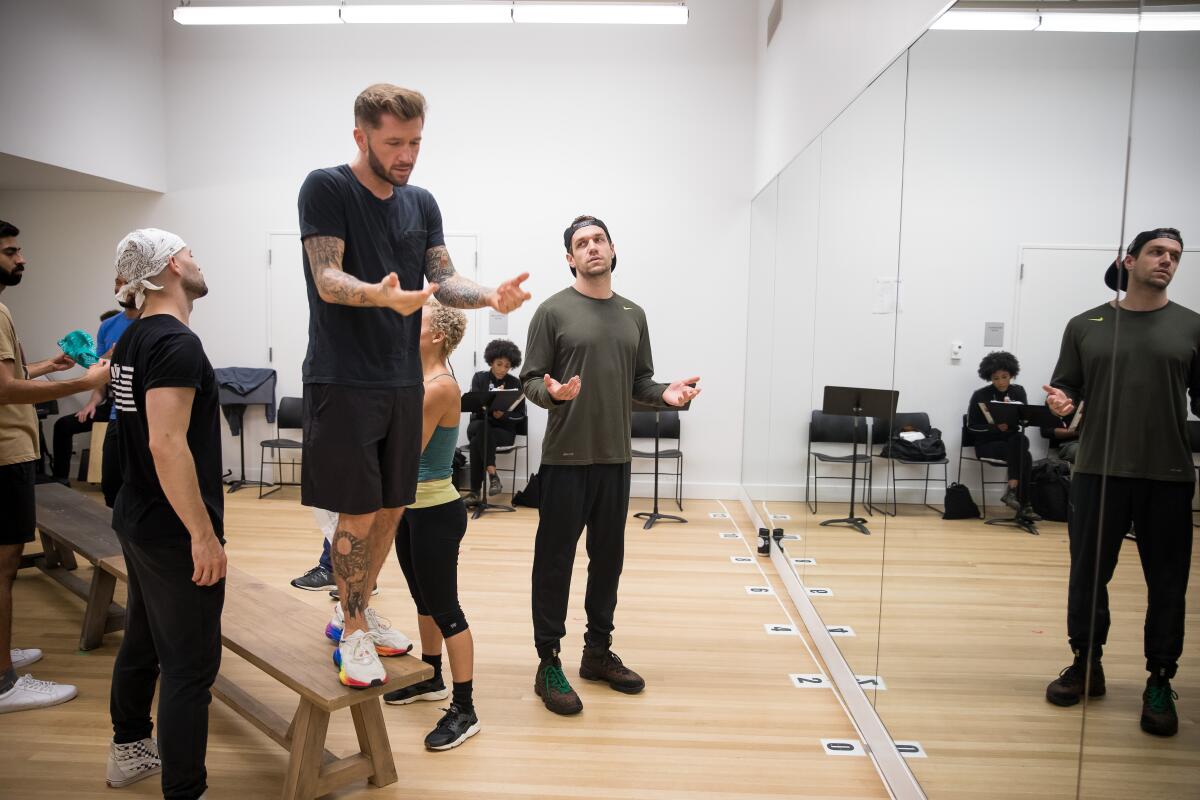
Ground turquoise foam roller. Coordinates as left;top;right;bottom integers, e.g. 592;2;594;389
57;329;98;368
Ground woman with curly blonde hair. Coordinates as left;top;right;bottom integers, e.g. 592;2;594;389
382;299;480;750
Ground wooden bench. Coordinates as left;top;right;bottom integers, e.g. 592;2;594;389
26;482;126;650
99;556;432;800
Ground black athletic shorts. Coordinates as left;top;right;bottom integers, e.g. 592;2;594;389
301;383;423;515
0;459;37;546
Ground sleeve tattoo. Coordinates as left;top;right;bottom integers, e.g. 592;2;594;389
425;245;491;309
304;236;375;307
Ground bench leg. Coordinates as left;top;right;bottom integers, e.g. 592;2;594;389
281;699;329;800
80;568;118;650
38;531;78;570
351;699;397;788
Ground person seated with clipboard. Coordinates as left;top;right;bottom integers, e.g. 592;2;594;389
967;350;1035;517
464;339;525;505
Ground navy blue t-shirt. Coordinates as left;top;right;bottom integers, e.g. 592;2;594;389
110;315;224;542
298;164;445;388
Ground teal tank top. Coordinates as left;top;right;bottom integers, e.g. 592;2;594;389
418;424;459;482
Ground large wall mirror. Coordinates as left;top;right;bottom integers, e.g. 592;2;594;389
742;1;1199;796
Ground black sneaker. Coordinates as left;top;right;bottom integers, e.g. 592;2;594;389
579;647;645;694
1140;677;1179;737
1000;487;1021;512
290;566;335;592
424;703;480;751
489;473;503;495
1020;504;1042;521
328;585;379;601
462;492;480;508
1046;656;1106;707
384;677;449;706
534;656;583;715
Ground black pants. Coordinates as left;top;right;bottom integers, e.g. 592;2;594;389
467;420;515;492
51;413;93;480
395;498;469;638
975;432;1032;498
1067;473;1193;677
110;531;224;800
101;421;122;508
531;463;631;658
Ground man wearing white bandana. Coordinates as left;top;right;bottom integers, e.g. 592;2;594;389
105;228;224;799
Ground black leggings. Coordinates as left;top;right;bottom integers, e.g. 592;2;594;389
975;432;1032;497
394;499;469;638
467;419;516;492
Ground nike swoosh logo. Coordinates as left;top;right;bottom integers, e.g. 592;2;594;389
1088;317;1104;322
623;306;633;311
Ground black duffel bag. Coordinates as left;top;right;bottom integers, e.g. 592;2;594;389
1029;459;1071;522
879;428;947;462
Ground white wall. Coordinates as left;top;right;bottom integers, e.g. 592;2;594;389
0;0;167;191
2;0;757;497
753;0;951;192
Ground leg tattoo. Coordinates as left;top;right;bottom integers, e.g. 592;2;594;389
332;528;371;620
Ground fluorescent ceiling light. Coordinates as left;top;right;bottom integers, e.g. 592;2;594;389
512;2;688;25
930;10;1039;31
173;4;341;25
1037;12;1139;33
341;4;513;24
1140;12;1200;32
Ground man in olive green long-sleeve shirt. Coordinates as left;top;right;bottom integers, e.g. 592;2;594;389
522;214;701;716
1043;228;1196;738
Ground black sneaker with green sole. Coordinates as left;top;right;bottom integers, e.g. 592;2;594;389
535;657;582;715
1141;678;1179;737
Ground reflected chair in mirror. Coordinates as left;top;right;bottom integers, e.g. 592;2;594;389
958;413;1019;523
631;409;683;512
805;410;876;514
493;415;529;496
258;397;303;499
869;411;949;516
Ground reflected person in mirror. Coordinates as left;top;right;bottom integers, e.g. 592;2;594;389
1044;228;1195;737
966;351;1035;518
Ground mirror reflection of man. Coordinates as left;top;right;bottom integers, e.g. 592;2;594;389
1044;228;1195;737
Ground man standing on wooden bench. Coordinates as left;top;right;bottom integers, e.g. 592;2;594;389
106;228;227;798
298;83;529;688
0;218;111;715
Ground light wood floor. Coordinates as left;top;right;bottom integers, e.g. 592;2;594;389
3;487;887;800
759;499;1200;800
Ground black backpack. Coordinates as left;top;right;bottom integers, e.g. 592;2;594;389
1029;459;1071;522
512;472;541;508
880;428;947;462
943;482;980;519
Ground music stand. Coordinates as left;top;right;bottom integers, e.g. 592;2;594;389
462;388;521;519
984;402;1058;536
818;386;898;536
631;398;691;530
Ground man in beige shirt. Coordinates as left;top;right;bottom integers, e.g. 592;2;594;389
0;219;110;714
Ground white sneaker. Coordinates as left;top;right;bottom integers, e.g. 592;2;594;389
10;648;43;669
0;674;78;714
326;604;413;657
106;737;162;788
333;629;388;689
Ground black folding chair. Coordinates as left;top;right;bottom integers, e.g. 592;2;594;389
258;397;303;499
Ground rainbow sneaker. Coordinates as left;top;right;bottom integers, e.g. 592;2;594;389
332;630;388;689
326;604;413;657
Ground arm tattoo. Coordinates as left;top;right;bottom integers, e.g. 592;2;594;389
425;244;491;309
304;236;375;307
331;527;372;620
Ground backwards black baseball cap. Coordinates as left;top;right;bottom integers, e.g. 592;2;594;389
1104;227;1184;291
563;215;616;277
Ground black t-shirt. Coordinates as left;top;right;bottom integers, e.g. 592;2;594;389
110;315;224;542
298;164;446;388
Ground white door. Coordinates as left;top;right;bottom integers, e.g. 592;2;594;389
266;232;480;403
